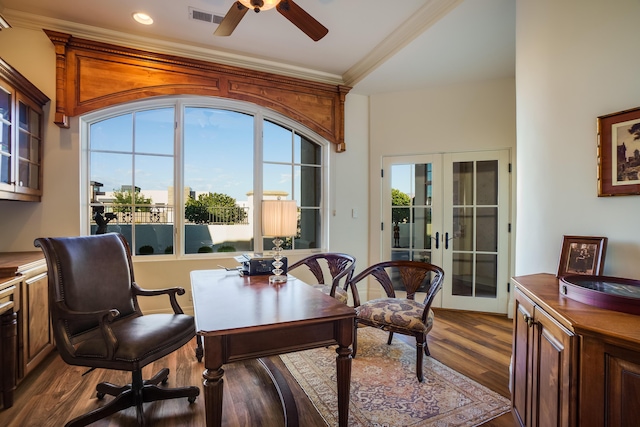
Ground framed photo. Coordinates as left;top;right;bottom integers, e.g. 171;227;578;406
557;235;607;277
597;106;640;196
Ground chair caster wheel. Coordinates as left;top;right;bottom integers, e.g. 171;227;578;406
188;396;197;404
97;392;105;399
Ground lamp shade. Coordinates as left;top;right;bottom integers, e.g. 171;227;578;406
262;200;298;237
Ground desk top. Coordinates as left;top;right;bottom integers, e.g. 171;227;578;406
191;269;355;336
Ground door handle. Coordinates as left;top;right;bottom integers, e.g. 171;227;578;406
431;232;439;249
445;232;455;249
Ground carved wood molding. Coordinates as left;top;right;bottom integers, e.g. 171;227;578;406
44;30;351;152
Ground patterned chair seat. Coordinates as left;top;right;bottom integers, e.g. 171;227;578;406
355;298;434;333
348;260;444;382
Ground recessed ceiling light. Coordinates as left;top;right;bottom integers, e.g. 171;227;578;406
132;12;153;25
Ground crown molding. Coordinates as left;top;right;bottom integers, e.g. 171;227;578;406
2;9;344;86
342;0;463;88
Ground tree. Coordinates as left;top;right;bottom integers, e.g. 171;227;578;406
391;188;411;225
185;192;247;224
112;189;152;212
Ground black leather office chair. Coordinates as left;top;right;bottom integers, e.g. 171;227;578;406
34;233;199;427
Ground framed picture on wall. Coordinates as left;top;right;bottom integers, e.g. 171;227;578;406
557;235;607;277
597;106;640;196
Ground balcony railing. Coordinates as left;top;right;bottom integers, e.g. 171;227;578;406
91;204;250;225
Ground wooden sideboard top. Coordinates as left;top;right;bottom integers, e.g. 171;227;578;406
0;251;45;280
512;273;640;349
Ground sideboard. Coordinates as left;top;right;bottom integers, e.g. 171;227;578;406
0;251;52;409
511;273;640;427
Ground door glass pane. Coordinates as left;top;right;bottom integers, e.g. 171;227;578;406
476;254;497;298
452;253;473;296
391;162;434;258
412;207;432;250
452;207;473;251
476;207;497;252
453;161;473;205
477;160;498;205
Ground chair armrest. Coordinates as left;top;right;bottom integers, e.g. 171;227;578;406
53;301;120;359
132;282;186;314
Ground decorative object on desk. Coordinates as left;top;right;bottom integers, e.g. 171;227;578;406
281;326;511;427
597;106;640;196
262;199;298;284
557;235;607;277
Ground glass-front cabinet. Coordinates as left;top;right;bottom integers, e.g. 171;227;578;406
0;58;49;202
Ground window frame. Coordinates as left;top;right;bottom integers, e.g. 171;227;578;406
80;95;331;258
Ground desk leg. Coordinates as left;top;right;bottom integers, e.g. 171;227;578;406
335;318;353;427
202;336;224;427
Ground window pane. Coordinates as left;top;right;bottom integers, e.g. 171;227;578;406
297;208;320;249
476;207;497;252
91;152;133;195
452;207;473;251
264;163;293;195
90;114;133;152
476;254;497;298
184;108;254;254
264;120;292;163
452;253;473;296
135;108;174;155
295;133;321;165
0;154;9;184
1;122;10;152
297;165;321;207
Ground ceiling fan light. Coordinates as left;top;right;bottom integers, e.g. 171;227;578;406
239;0;279;12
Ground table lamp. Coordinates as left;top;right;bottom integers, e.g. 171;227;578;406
262;199;298;284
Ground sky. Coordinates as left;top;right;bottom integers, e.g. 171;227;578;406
89;106;316;205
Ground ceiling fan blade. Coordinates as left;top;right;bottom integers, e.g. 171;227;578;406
276;0;328;42
214;1;249;36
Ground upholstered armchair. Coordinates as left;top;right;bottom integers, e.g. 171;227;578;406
288;253;356;304
34;234;199;427
349;260;444;382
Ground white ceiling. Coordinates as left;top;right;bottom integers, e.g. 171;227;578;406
0;0;515;95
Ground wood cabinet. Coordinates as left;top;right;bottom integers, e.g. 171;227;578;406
0;58;50;202
512;286;578;427
0;252;52;409
18;261;51;379
511;274;640;427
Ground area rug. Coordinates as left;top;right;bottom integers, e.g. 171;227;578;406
280;327;511;427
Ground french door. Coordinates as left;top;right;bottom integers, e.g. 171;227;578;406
382;150;510;313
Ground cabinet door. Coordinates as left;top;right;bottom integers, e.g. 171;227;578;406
512;288;535;426
23;271;53;376
532;305;578;427
605;346;640;426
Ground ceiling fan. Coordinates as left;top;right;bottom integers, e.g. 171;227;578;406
214;0;328;41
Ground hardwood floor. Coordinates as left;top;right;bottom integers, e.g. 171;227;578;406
0;309;517;426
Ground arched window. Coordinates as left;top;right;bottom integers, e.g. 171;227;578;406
83;97;327;257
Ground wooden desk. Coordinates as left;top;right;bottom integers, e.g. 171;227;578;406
191;269;355;427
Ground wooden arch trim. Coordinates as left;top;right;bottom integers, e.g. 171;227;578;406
44;30;351;152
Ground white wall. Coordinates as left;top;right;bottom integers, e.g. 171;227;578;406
330;93;370;274
515;0;640;278
368;78;517;267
